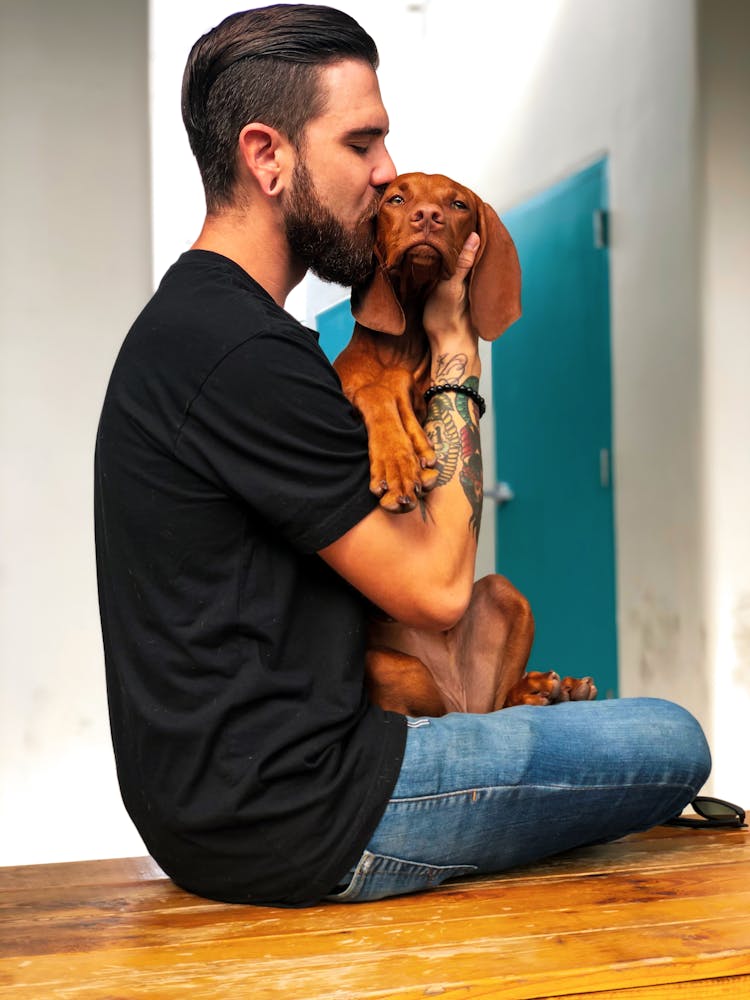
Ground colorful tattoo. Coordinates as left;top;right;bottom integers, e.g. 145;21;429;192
455;377;483;537
424;394;460;487
424;373;483;537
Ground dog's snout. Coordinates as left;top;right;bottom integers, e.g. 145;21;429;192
409;201;444;231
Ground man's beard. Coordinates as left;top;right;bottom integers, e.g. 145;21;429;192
283;160;379;287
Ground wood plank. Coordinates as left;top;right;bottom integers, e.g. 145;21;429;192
2;888;750;998
541;973;750;999
0;855;165;890
1;919;749;999
3;859;750;958
1;825;748;999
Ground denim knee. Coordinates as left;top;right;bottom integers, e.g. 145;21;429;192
646;698;712;794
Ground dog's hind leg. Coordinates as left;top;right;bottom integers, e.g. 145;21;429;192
365;646;447;717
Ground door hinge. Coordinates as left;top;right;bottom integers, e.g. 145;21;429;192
593;209;609;249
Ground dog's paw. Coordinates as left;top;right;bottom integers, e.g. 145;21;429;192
503;670;562;707
557;676;598;702
372;476;421;513
418;463;439;493
503;671;598;708
371;452;434;513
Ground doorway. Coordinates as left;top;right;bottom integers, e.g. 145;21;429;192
491;159;618;697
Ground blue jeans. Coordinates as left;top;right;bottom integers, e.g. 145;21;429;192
329;698;710;902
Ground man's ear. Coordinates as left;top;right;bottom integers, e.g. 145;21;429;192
237;123;294;197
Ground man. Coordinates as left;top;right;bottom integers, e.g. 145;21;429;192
95;5;710;907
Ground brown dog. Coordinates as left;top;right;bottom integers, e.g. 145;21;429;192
334;172;596;715
335;172;521;514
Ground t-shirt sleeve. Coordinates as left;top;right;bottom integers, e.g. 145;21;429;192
174;325;378;553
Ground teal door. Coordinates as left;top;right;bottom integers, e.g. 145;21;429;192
316;298;354;363
492;160;618;697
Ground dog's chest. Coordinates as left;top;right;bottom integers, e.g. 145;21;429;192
373;328;429;379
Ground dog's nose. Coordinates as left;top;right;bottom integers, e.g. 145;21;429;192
409;201;444;231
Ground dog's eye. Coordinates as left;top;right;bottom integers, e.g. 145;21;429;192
452;199;469;210
388;194;405;205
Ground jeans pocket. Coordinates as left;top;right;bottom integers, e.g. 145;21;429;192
326;849;477;903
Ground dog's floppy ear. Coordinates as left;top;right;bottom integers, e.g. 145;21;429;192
470;199;522;341
351;247;405;335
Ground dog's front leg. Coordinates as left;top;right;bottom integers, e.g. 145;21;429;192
352;368;437;512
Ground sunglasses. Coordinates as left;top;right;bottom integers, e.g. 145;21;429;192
665;795;746;829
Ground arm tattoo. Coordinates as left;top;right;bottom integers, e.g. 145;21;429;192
457;377;484;537
425;395;460;488
424;372;483;538
433;352;468;383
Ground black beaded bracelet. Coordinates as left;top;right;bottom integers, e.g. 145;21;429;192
424;382;486;419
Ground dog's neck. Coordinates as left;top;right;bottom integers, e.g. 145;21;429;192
396;267;439;334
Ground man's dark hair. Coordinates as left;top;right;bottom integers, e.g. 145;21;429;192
182;4;379;212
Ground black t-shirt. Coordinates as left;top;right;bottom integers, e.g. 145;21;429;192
94;250;406;905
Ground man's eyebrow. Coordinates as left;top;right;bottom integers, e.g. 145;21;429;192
342;126;389;140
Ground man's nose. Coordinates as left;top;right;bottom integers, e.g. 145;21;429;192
371;146;397;189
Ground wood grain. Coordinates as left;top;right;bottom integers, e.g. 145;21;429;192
1;823;748;999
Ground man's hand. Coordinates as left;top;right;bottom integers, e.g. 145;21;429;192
423;232;481;357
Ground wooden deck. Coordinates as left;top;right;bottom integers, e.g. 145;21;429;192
1;822;749;999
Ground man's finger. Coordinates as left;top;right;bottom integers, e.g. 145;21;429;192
454;232;480;277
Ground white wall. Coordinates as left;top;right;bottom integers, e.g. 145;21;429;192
0;0;152;863
699;0;750;810
3;0;747;867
